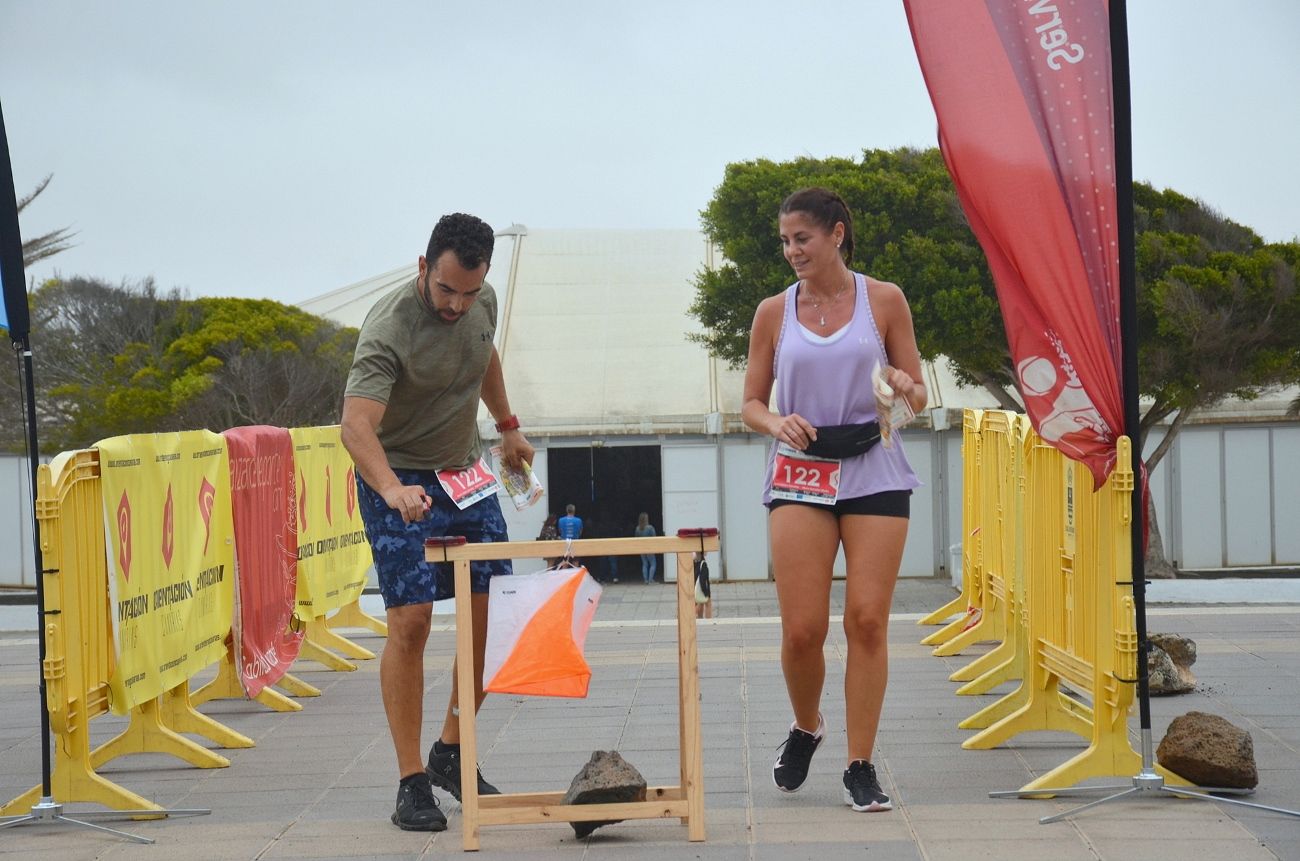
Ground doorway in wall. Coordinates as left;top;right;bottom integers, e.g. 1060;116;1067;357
547;445;663;583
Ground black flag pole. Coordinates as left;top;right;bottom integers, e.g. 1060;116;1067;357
0;101;207;844
992;0;1299;823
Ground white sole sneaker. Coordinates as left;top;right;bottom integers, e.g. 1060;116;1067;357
843;787;893;812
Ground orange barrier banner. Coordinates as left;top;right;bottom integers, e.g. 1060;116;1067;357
224;425;303;698
289;426;371;617
99;431;235;714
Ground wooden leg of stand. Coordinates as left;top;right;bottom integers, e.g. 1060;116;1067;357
676;552;705;841
455;558;480;852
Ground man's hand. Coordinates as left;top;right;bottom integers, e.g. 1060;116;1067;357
381;484;432;524
498;428;535;470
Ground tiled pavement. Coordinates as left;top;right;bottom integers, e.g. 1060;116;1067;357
1;579;1298;860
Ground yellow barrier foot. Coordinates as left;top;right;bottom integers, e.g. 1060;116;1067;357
160;684;255;749
305;617;375;660
2;776;165;821
91;698;230;770
191;651;303;711
958;684;1027;732
254;684;303;712
297;638;358;672
949;637;1015;683
920;610;973;647
917;593;966;627
190;650;244;708
1018;743;1143;795
954;653;1019;695
327;600;388;637
274;672;322;697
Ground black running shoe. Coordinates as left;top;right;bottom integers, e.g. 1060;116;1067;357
843;760;892;811
772;714;825;793
427;744;500;802
391;773;447;831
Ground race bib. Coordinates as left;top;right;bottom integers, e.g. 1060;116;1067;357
770;444;840;505
437;457;501;510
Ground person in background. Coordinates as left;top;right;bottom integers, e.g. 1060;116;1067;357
634;512;657;584
557;504;583;540
537;513;560;567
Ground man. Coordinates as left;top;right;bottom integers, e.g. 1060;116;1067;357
557;503;582;540
341;213;534;832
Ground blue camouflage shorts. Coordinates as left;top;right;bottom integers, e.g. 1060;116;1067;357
356;467;513;608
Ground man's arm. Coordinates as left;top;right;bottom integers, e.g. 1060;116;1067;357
480;345;535;469
340;395;430;524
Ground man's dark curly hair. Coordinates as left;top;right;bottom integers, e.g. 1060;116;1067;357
427;213;495;270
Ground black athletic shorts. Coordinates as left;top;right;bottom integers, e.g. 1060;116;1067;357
767;489;911;519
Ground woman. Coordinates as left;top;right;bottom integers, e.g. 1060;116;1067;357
634;512;657;584
741;187;926;813
537;513;561;568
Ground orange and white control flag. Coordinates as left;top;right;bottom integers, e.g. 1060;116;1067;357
484;566;602;698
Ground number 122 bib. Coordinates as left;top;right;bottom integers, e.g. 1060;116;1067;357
770;443;839;505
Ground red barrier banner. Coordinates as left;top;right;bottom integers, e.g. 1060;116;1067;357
224;425;302;698
905;0;1125;485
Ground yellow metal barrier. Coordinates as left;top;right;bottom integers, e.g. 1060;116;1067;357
959;418;1092;735
0;449;253;818
2;426;390;818
918;409;982;634
923;412;1191;794
0;452;160;815
930;411;1012;658
950;414;1028;692
290;426;380;672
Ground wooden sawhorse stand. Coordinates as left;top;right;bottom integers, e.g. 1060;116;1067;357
426;528;719;851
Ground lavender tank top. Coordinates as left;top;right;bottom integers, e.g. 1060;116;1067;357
761;273;921;504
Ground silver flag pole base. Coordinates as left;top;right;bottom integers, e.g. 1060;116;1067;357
990;768;1300;825
0;797;211;845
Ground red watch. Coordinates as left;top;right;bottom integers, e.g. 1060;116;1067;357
494;414;521;433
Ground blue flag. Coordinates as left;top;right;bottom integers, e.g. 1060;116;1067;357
0;268;8;332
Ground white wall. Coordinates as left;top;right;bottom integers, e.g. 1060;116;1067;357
661;444;722;582
1275;426;1300;564
898;430;936;578
1176;428;1223;568
720;438;770;581
0;458;37;588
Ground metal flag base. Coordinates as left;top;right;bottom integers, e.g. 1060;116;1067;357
990;731;1300;825
0;796;211;845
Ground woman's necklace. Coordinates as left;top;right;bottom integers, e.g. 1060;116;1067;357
805;271;852;327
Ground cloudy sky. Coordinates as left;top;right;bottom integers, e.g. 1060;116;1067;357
3;1;1297;305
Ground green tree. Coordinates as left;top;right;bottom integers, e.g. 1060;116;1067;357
0;277;357;452
690;149;1019;409
690;148;1300;573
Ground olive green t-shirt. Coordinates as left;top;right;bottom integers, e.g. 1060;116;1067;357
345;277;498;471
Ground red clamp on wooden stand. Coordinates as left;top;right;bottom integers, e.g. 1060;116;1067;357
424;535;468;561
675;528;719;538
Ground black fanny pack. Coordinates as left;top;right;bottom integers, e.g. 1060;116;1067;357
802;421;881;460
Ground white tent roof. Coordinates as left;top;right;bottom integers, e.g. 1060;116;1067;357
299;227;1009;436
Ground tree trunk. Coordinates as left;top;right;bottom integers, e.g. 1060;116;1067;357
1144;491;1177;579
973;371;1024;412
1139;407;1192;579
